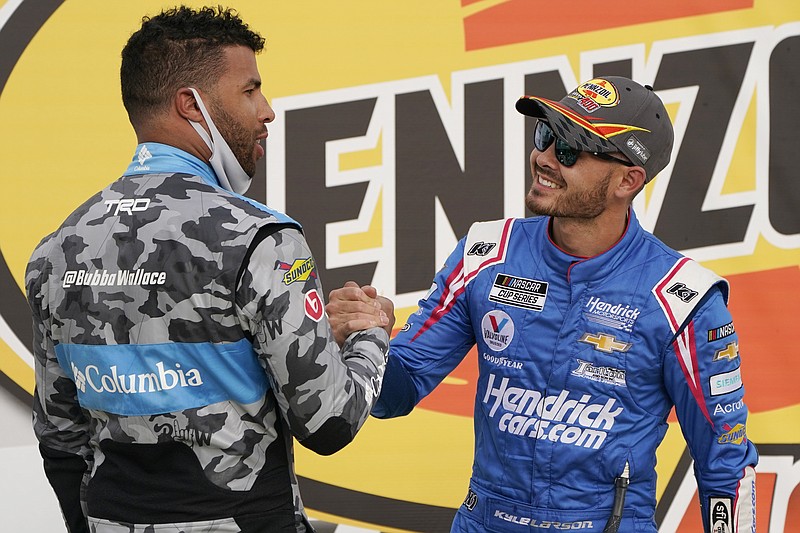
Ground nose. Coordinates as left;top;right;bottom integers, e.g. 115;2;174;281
259;93;275;124
532;142;558;170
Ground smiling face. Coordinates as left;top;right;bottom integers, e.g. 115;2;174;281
204;45;275;177
525;140;621;219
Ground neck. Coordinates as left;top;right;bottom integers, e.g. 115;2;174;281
134;120;211;164
550;208;629;257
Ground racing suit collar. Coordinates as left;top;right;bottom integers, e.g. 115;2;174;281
539;207;643;283
123;142;219;187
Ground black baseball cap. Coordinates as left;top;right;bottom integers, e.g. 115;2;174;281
516;76;674;182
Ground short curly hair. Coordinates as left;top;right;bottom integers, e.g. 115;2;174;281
120;5;265;125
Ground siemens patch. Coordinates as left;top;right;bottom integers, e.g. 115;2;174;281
489;273;548;311
709;368;742;396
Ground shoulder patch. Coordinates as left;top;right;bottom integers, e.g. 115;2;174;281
463;218;515;286
652;257;729;334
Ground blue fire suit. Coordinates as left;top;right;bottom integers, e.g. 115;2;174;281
374;211;757;532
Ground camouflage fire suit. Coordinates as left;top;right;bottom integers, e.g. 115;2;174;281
26;143;389;533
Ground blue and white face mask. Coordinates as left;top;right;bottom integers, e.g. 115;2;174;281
187;87;254;195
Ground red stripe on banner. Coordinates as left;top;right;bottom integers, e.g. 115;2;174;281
462;0;754;51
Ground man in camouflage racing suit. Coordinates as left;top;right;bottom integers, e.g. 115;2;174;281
25;7;390;532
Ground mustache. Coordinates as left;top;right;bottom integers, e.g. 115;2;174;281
533;162;561;183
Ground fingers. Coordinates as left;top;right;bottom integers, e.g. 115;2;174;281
327;281;396;346
329;283;376;305
375;295;396;334
361;285;378;299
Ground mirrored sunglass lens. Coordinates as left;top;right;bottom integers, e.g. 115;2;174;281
534;121;554;151
555;139;579;166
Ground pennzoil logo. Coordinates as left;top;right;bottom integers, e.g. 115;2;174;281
570;78;619;113
276;257;317;285
578;332;632;354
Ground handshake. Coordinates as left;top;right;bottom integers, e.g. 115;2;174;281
326;281;396;346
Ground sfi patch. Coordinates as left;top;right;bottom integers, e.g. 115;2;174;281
481;310;514;351
709;497;733;533
488;273;548;311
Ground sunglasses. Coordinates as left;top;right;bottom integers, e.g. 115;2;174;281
534;120;635;167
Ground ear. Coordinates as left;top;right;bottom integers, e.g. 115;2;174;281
615;165;647;200
174;88;205;122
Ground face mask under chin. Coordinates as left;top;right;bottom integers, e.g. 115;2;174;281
187;87;253;195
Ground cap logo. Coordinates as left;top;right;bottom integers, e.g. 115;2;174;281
626;134;650;163
569;78;620;113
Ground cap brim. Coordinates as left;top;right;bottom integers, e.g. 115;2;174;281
516;95;618;153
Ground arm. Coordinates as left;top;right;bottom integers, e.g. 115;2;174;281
26;246;92;533
236;226;389;455
372;238;476;418
663;287;757;533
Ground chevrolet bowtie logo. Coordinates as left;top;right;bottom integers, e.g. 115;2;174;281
579;333;632;354
713;342;739;362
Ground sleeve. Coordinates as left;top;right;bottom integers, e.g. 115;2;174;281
26;242;92;533
662;286;757;533
372;237;476;418
235;226;389;456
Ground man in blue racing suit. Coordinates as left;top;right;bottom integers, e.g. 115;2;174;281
329;76;758;532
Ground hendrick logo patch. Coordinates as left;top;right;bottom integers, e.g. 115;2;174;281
584;296;640;332
489;273;548;311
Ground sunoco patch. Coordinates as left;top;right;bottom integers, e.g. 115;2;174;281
489;273;548;311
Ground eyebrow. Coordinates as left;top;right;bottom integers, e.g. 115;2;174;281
245;78;262;90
